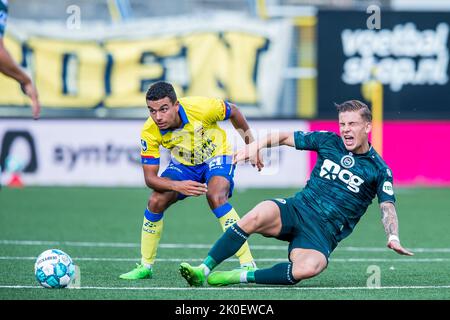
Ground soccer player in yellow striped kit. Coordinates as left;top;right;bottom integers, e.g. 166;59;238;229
120;81;258;279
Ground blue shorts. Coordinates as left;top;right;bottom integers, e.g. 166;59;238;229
161;155;235;200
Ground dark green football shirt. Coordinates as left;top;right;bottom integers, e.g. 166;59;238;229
0;0;8;37
294;131;396;242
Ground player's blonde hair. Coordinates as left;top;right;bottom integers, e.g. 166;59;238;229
335;100;372;122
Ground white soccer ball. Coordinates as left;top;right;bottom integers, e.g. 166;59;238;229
34;249;75;288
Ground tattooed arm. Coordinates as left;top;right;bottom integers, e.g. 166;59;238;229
380;202;414;256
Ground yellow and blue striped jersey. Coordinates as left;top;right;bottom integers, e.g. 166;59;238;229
140;96;233;166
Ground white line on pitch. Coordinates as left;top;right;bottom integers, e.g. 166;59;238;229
1;256;449;263
1;285;449;291
1;240;449;253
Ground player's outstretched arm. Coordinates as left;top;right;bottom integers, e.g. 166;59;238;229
143;164;207;196
0;38;40;119
233;132;295;171
228;103;255;145
380;201;414;256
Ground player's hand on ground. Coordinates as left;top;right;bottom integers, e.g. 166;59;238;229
387;240;414;256
173;180;208;196
21;82;41;119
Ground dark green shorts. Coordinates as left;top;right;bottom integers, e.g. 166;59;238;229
269;197;337;261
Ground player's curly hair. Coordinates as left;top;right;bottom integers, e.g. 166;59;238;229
335;100;372;122
146;81;177;104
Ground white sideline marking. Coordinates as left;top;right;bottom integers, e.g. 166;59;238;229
0;285;449;291
1;240;450;253
1;256;450;263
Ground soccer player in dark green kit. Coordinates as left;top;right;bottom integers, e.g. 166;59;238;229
179;100;413;287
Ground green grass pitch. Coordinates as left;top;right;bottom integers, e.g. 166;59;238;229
0;186;449;300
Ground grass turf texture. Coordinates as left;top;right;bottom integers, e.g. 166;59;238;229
0;186;449;300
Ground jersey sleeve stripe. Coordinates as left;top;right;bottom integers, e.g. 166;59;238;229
212;202;233;218
141;156;160;165
293;131;303;149
144;209;164;222
223;101;232;120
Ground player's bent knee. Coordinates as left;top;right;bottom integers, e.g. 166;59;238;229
246;202;282;235
148;192;174;212
292;263;323;280
206;192;228;209
238;211;260;234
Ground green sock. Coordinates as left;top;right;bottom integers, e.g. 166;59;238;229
207;223;249;268
202;256;217;271
247;271;256;283
253;262;299;285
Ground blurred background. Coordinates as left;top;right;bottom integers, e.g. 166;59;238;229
1;0;449;188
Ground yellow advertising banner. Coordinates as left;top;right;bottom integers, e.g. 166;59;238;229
0;14;291;117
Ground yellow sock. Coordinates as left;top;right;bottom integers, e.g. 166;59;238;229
214;203;255;266
141;209;164;266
